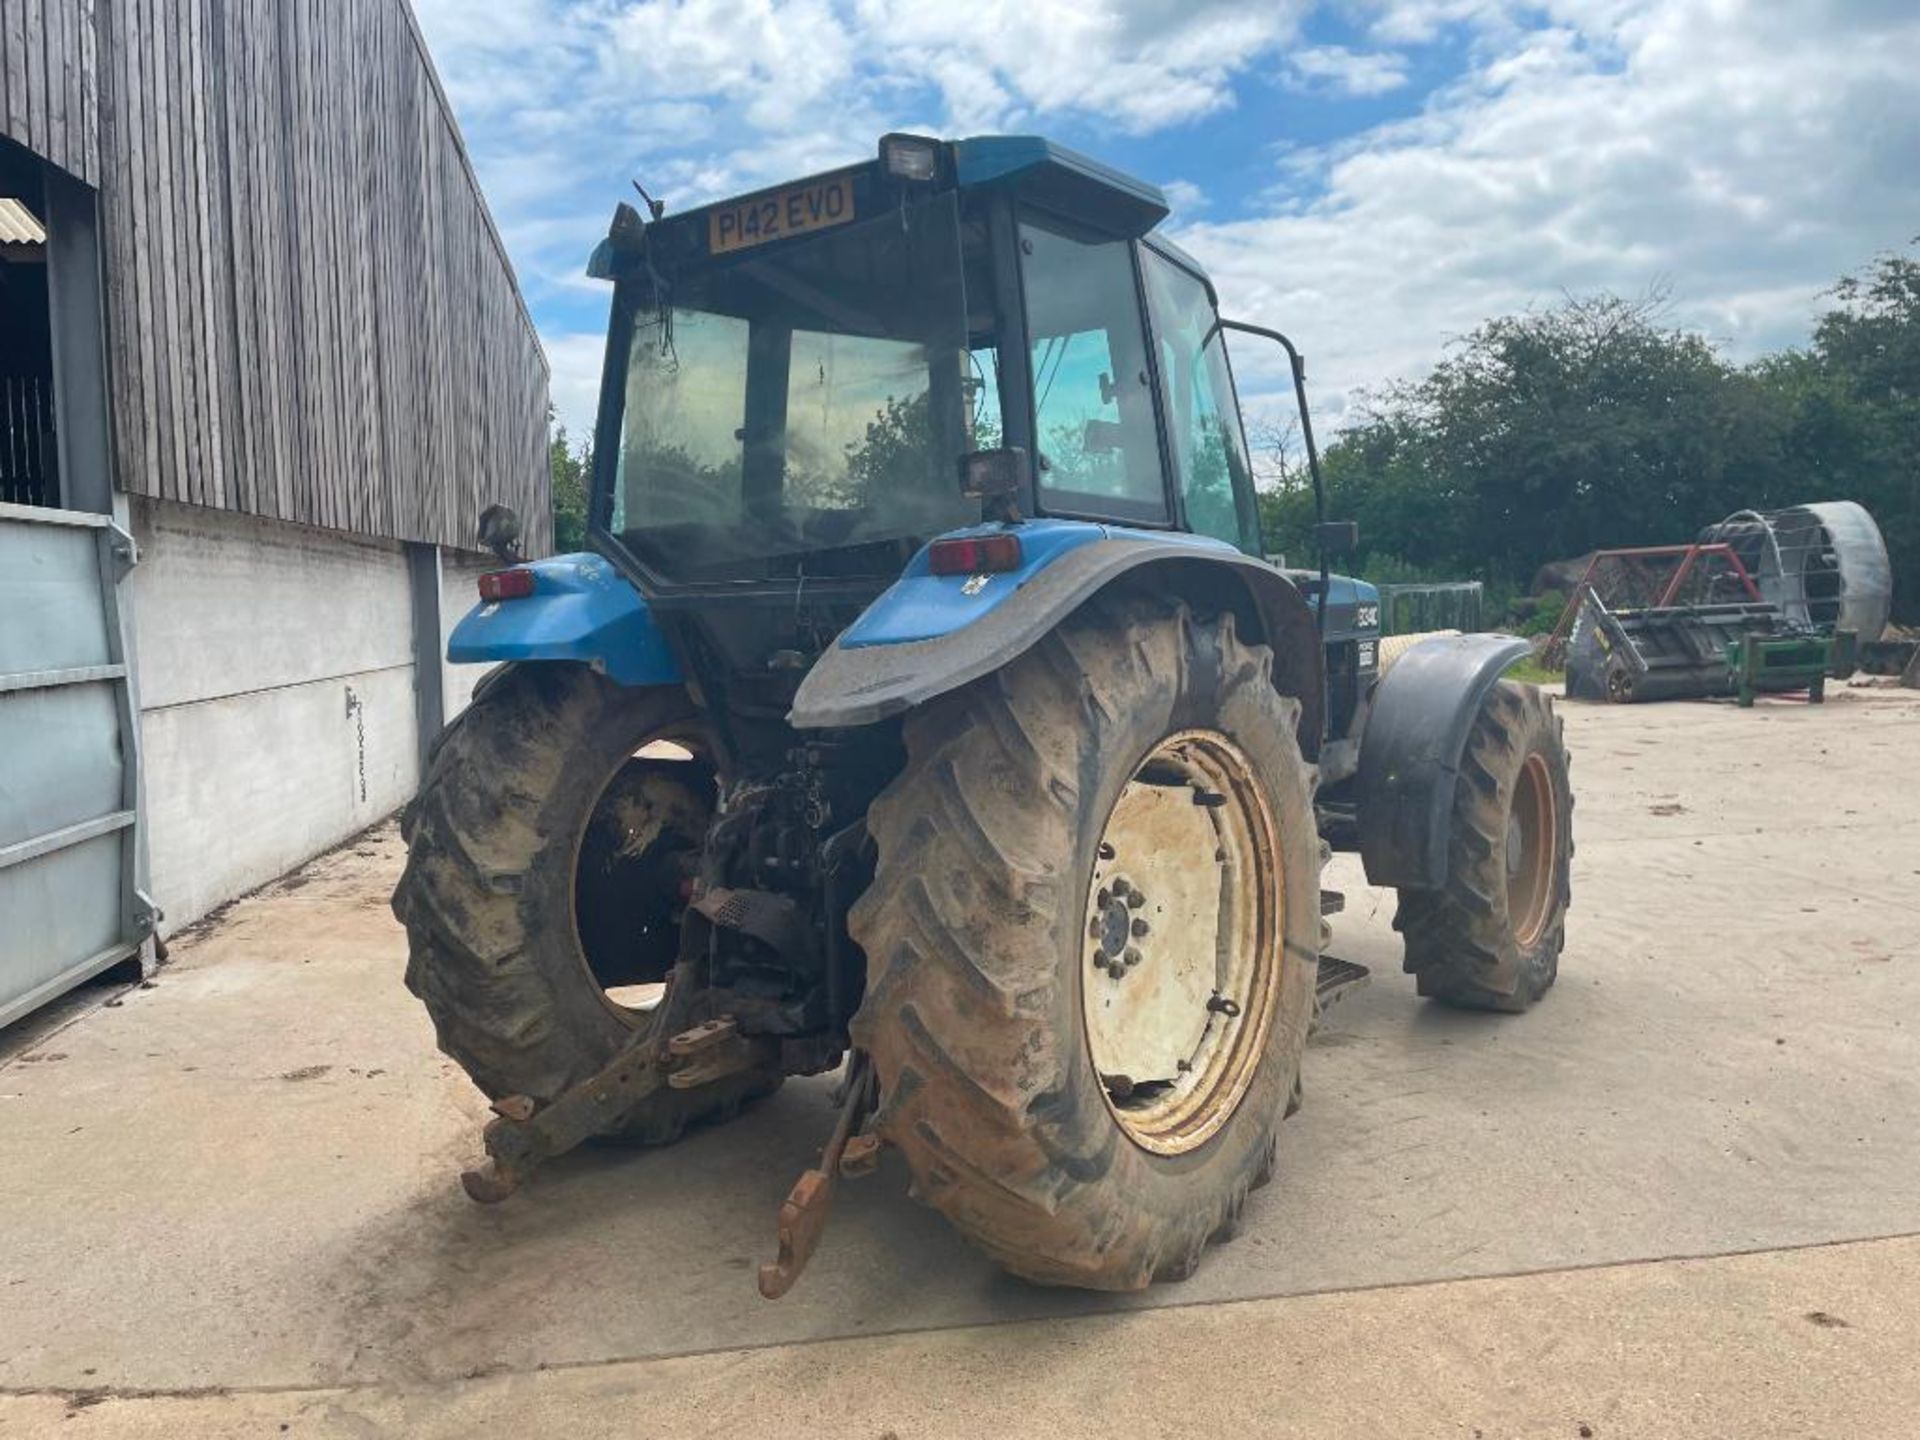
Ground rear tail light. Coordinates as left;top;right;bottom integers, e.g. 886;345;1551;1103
928;534;1023;577
478;567;536;601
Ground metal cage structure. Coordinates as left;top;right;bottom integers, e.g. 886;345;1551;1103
1697;501;1892;646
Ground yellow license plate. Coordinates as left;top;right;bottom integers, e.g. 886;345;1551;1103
709;174;856;255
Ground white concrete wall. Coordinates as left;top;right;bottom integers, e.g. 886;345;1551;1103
127;497;422;933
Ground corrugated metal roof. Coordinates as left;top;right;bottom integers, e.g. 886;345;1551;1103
0;198;48;246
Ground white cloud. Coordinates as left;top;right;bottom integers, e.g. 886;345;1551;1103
1177;0;1920;434
415;0;1919;463
1162;179;1209;216
1287;45;1411;96
852;0;1311;132
599;0;858;131
413;0;1324;344
418;0;1311;142
543;332;610;446
1357;0;1530;46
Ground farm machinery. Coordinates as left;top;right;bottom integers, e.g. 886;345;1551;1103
392;135;1573;1295
1552;503;1893;705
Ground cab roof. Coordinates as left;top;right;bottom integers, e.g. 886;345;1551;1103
590;134;1185;279
950;135;1169;236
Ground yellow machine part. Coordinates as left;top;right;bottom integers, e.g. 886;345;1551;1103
1376;629;1461;676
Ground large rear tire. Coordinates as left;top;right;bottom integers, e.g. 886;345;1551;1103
1395;681;1573;1012
392;663;780;1140
850;597;1319;1290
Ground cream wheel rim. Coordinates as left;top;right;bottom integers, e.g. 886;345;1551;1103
1080;730;1285;1156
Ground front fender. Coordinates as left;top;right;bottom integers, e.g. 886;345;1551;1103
1354;632;1530;890
789;521;1323;748
447;552;680;686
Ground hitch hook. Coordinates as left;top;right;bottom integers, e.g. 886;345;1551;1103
758;1053;878;1299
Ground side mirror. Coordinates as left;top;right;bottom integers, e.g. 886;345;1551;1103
1081;418;1124;456
1314;520;1359;557
958;447;1027;499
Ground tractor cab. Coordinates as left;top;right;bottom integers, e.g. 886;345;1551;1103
586;135;1265;609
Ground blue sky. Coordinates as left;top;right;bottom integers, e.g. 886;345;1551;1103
412;0;1920;448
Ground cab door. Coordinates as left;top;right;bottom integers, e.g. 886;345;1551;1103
1014;215;1170;527
1138;245;1263;555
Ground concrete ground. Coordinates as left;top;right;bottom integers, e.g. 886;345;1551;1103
2;683;1917;1437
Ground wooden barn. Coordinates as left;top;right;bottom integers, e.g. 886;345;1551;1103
1;0;551;1024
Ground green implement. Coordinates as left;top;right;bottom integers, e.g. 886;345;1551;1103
1728;633;1831;707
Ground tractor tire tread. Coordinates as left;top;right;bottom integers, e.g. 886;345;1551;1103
391;662;780;1137
1396;681;1574;1012
851;594;1318;1290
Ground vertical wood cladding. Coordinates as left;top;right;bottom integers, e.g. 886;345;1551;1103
3;0;551;552
1;0;99;186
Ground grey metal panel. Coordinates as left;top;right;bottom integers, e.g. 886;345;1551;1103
0;661;124;692
0;807;134;868
0;679;124;848
0;502;143;1024
0;509;112;673
0;829;128;1017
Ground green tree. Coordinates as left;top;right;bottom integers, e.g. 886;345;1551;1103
1251;247;1920;624
1780;247;1920;617
1342;295;1777;581
834;390;936;507
549;411;592;553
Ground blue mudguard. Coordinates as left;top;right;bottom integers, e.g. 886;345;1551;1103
836;518;1193;646
789;519;1324;740
447;552;681;687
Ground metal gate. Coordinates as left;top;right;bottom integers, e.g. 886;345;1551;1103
0;499;151;1026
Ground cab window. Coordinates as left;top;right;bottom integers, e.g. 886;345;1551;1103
1018;218;1167;522
1140;248;1261;553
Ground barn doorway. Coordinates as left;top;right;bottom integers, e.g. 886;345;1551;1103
1;135;58;508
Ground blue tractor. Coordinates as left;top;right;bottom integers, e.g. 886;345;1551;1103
393;135;1573;1296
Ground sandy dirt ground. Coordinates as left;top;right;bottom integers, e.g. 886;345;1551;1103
1;682;1917;1437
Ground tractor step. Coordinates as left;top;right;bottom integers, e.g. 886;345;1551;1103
1313;955;1371;1030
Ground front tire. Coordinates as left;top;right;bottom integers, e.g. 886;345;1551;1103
1395;681;1574;1012
849;596;1319;1289
392;663;780;1141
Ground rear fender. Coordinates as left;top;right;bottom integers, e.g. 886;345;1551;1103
788;521;1323;752
447;553;681;686
1354;633;1530;890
